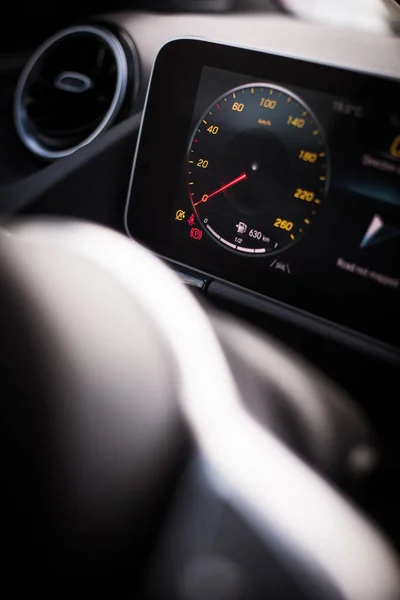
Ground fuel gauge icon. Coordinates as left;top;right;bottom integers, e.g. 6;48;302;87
236;222;247;234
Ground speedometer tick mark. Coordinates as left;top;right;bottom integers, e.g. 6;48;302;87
313;130;319;135
304;219;311;224
203;120;207;124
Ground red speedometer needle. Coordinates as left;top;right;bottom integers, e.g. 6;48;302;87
194;172;247;206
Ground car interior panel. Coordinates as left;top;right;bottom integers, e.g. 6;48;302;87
0;0;399;593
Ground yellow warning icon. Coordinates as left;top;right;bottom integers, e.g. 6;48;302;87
175;209;186;221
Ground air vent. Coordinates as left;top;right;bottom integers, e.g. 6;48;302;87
14;25;128;159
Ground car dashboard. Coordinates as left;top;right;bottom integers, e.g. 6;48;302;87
1;6;400;549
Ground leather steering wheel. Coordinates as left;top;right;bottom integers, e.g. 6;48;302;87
0;219;398;598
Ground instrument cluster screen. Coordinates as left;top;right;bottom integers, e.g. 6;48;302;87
126;39;400;349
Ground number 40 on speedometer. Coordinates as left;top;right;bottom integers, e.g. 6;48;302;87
187;83;329;256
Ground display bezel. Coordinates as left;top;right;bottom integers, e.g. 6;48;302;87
125;38;400;353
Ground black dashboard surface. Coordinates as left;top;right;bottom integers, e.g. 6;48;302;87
126;38;400;353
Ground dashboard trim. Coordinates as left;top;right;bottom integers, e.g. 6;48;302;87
167;254;400;366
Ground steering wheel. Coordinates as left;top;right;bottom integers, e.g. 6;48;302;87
0;219;399;598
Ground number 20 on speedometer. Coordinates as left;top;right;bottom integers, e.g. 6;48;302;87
187;83;329;255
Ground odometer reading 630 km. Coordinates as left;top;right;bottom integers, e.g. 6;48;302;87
187;83;329;255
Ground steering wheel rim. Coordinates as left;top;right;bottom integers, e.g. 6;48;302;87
0;219;399;598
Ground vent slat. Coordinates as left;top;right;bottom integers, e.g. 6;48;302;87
14;25;128;159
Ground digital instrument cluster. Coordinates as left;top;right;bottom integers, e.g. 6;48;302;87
187;83;328;255
126;39;400;351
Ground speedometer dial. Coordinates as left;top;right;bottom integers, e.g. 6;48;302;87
187;83;329;255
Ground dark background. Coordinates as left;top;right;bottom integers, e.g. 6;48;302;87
0;1;280;54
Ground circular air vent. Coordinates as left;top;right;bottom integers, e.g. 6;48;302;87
14;25;129;159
